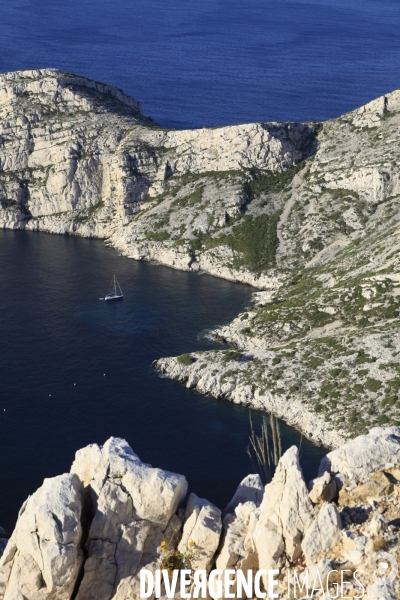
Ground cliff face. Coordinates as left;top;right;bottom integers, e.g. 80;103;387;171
0;68;316;287
1;429;400;599
3;69;400;443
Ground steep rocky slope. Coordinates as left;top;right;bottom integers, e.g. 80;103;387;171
1;429;400;599
2;69;400;444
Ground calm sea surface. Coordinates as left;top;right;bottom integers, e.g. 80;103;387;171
0;231;325;531
1;0;400;128
1;0;399;529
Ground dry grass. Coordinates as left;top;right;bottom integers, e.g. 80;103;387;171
247;412;282;484
373;536;388;552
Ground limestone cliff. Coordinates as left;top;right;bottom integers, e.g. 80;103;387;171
0;68;316;287
2;69;400;444
1;429;400;599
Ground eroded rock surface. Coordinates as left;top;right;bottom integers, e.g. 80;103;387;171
71;437;187;600
253;446;313;585
0;474;83;600
1;431;400;599
319;426;400;488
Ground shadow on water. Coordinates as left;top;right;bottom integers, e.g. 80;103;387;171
0;230;325;532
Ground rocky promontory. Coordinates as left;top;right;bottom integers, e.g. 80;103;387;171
1;429;400;599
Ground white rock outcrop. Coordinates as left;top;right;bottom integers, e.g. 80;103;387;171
0;474;83;600
178;494;222;572
1;432;400;599
308;471;337;504
71;437;188;600
253;446;313;586
223;474;264;517
214;502;259;598
318;427;400;487
301;502;342;565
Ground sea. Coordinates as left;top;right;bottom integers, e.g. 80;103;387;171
0;231;324;531
1;0;399;530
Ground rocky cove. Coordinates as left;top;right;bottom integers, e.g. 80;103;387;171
2;68;400;447
1;428;400;599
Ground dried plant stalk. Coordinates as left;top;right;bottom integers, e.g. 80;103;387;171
247;411;282;485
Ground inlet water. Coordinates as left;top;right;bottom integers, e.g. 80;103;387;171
0;231;325;531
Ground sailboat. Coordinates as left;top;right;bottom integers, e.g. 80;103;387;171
100;274;123;301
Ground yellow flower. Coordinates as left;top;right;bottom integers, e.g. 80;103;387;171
188;541;195;547
161;541;166;547
161;547;165;553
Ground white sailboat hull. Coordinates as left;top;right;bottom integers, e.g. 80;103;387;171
104;294;123;301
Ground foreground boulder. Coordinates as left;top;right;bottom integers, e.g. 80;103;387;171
0;474;83;600
301;502;342;564
71;437;188;600
178;494;222;572
308;471;337;504
223;474;264;517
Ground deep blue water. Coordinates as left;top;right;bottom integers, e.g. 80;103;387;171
0;231;325;532
1;0;400;128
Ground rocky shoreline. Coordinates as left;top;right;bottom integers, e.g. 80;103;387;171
1;428;400;599
154;352;345;449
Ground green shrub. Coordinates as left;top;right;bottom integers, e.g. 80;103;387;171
330;367;342;377
319;382;334;398
357;317;370;328
145;230;170;242
171;186;203;208
189;237;202;252
222;349;242;363
205;213;280;274
377;415;389;424
248;161;306;197
381;395;397;406
309;356;324;368
177;353;195;366
387;378;400;392
354;350;376;364
365;378;382;392
224;369;237;378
